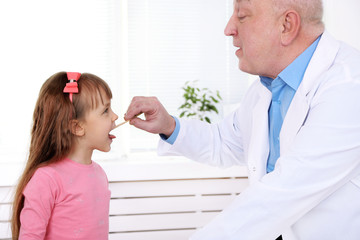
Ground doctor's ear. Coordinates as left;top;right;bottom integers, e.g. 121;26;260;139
280;10;301;46
70;120;85;137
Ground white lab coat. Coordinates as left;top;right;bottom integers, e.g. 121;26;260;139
158;31;360;240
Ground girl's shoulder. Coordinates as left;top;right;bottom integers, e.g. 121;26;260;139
33;164;60;181
91;160;105;171
24;164;62;198
31;164;63;185
33;159;107;183
29;159;73;189
35;159;68;174
89;161;108;180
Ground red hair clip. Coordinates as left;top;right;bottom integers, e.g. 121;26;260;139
63;72;81;102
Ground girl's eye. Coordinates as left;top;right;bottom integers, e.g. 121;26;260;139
103;108;109;114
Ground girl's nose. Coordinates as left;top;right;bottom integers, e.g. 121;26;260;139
113;113;119;122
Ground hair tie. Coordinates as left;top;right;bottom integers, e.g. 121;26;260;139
63;72;81;102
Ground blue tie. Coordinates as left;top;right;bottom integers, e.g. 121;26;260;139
267;78;286;173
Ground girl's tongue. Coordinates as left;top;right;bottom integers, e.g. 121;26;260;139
109;134;116;139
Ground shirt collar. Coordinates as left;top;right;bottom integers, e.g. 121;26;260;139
260;35;321;91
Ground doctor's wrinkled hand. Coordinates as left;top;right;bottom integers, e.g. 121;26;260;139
124;96;176;137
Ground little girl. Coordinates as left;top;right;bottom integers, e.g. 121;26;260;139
11;72;118;239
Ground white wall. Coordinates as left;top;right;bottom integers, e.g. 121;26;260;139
323;0;360;50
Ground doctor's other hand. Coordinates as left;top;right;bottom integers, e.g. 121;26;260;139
124;96;176;137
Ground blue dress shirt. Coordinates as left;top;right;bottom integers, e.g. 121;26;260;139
160;116;180;144
260;36;321;172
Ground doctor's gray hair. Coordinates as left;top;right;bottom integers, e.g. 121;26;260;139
273;0;324;29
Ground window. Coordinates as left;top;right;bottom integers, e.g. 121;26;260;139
0;0;124;163
0;0;249;164
124;0;249;153
1;0;360;164
0;0;248;162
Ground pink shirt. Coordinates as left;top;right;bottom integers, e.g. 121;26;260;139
19;158;111;240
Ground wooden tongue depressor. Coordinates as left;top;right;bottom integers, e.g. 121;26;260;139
113;113;142;130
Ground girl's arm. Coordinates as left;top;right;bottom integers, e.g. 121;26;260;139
19;168;57;239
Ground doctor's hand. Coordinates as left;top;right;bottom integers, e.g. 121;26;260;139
124;96;176;137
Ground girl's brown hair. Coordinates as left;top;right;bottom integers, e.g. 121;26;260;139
11;72;112;239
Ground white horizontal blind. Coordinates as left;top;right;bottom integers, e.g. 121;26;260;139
4;1;359;163
0;0;123;163
122;0;360;153
0;0;250;163
126;0;249;152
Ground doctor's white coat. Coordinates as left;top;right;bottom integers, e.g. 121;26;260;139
158;31;360;240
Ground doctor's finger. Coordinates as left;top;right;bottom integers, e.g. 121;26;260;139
129;117;160;134
125;96;158;120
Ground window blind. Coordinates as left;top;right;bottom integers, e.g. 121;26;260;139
0;0;123;163
0;0;251;163
125;0;249;152
1;0;360;164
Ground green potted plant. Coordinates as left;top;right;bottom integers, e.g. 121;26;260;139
178;80;222;123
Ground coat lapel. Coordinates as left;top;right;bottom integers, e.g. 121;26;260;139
279;31;340;155
279;91;310;154
248;84;272;181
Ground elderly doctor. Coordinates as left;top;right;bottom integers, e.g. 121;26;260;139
125;0;360;239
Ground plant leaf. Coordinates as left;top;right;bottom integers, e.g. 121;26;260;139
205;116;211;123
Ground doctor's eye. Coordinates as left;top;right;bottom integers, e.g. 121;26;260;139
238;15;247;21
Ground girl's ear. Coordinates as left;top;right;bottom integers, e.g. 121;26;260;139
70;120;85;137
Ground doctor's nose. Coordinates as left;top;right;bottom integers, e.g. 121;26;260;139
224;15;238;37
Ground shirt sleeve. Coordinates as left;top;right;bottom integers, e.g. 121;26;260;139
159;116;180;145
19;168;59;239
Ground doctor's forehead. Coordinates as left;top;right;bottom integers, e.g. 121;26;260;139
234;0;251;5
234;0;252;7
